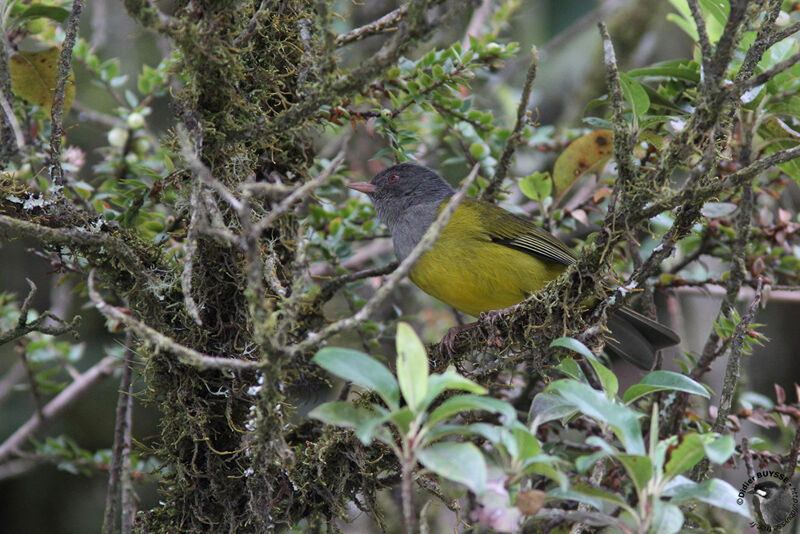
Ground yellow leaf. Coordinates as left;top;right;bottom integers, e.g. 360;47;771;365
9;47;75;117
552;130;613;200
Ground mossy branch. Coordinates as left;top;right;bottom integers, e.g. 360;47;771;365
88;271;260;371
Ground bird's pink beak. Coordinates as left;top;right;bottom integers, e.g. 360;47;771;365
346;181;377;194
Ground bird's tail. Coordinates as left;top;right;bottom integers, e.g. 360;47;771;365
605;307;681;369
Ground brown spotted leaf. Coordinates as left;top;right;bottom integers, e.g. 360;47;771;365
9;47;75;117
552;130;613;200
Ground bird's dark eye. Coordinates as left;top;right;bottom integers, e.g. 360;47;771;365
387;174;399;183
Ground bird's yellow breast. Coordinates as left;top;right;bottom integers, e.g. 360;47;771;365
408;202;567;317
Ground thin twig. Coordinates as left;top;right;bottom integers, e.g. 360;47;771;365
290;164;481;356
49;0;83;193
120;362;135;534
481;46;538;201
0;292;80;347
102;338;134;534
0;88;24;151
335;3;412;47
687;0;714;84
598;22;635;186
783;425;800;481
0;214;161;297
252;150;346;234
316;261;399;304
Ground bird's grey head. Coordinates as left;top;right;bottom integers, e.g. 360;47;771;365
752;481;783;500
349;163;455;229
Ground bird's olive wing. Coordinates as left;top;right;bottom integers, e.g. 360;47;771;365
474;199;577;266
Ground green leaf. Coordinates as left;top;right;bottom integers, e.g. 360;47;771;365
418;442;487;494
312;347;400;410
519;172;552;203
667;478;753;519
427;394;517;428
421;367;487;410
616;454;653;496
589;359;619;399
623;371;710;404
388;407;415;435
355;412;394;446
619;73;650;123
650;501;684;534
554;357;583;381
309;401;379;428
664;433;705;481
529;392;579;429
551;337;595;360
395;322;428;412
513;426;541;460
550;483;636;517
547;380;645;455
469;141;486;159
525;461;569;490
550;337;617;397
703;434;734;464
627;60;700;82
15;4;70;22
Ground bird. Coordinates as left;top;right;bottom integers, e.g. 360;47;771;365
750;480;794;528
347;162;680;368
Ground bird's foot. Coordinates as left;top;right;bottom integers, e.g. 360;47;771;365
479;305;517;348
440;322;474;357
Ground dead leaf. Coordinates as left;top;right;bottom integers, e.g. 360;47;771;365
9;47;75;117
552;130;613;200
516;489;546;516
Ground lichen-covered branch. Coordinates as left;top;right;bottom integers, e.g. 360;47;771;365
48;0;83;192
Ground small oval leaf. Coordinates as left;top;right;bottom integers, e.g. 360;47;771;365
418;441;487;494
312;347;400;410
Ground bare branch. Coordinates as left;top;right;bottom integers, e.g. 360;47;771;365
0;354;119;463
316;261;399;305
102;338;135;534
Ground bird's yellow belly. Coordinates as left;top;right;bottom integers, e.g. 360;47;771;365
409;232;567;317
